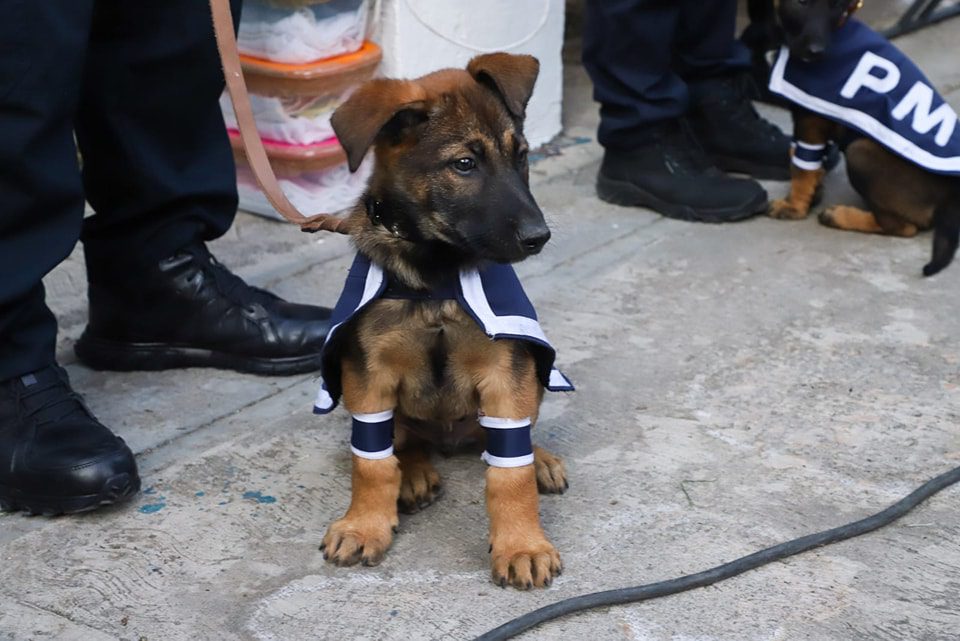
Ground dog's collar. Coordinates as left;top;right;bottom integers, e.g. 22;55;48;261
365;194;408;240
838;0;864;26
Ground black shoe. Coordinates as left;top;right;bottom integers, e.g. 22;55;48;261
75;243;331;376
0;365;140;515
688;73;792;180
597;119;768;222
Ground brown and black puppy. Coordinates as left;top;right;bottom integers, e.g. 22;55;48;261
767;0;960;276
317;54;568;589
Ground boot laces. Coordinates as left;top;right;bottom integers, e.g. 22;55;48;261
17;370;91;426
658;120;716;174
179;246;278;310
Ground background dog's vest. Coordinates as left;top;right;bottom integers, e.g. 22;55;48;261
313;253;574;414
769;19;960;176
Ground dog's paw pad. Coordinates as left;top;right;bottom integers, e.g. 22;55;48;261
491;539;562;589
321;517;395;567
769;199;808;220
398;461;442;514
534;449;568;495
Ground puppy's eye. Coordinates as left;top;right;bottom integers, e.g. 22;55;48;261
452;157;476;173
518;149;529;165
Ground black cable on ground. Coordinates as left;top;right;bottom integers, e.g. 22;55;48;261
474;464;960;641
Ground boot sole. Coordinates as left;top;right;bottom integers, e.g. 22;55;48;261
0;472;140;516
75;333;323;376
596;174;767;223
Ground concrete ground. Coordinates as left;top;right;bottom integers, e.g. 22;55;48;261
3;3;960;640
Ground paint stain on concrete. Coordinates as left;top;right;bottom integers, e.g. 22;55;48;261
242;491;276;504
139;502;166;514
195;491;205;497
143;486;157;495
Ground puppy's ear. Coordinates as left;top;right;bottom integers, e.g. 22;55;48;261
467;53;540;120
331;78;428;172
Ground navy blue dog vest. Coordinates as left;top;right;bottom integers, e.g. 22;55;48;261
769;18;960;175
313;253;574;415
313;253;573;468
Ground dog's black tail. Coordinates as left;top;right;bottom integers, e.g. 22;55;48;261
923;196;960;277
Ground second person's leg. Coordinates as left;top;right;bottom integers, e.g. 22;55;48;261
678;0;791;179
582;0;768;222
74;0;332;376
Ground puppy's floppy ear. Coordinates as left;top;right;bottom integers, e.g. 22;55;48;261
467;53;540;119
331;78;428;172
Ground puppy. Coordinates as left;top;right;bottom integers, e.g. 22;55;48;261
312;54;574;589
766;0;960;275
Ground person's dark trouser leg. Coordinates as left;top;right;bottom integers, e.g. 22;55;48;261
582;0;685;150
582;0;768;221
76;0;242;277
0;1;92;381
678;0;791;180
675;0;752;81
0;2;140;516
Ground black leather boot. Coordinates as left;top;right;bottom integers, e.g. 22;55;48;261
75;243;331;376
688;73;792;180
0;364;140;515
597;119;768;222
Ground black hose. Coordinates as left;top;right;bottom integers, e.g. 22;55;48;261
474;464;960;641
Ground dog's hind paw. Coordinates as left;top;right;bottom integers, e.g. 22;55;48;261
769;198;809;220
321;516;396;567
490;537;562;590
534;447;568;495
398;459;442;514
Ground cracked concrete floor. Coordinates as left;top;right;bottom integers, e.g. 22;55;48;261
2;6;960;641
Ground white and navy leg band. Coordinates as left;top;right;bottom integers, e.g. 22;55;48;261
480;416;534;468
351;410;394;459
792;140;826;171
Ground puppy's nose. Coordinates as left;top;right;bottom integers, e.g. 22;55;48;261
802;42;825;61
518;227;551;255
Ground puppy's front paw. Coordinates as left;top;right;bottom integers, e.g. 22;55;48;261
490;537;562;589
321;516;396;567
768;198;808;220
398;459;442;514
534;447;568;495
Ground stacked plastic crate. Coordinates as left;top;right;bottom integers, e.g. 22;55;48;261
221;0;380;219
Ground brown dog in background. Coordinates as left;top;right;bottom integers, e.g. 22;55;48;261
317;54;568;589
766;0;960;276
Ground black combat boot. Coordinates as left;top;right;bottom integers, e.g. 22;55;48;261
687;73;793;180
75;243;331;375
0;364;140;515
597;119;768;222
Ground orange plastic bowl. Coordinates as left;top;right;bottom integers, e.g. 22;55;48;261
240;40;382;98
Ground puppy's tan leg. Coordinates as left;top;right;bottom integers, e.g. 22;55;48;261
769;165;825;220
479;348;561;589
395;424;442;514
534;446;568;495
820;205;918;237
321;364;400;567
818;205;882;233
770;113;835;220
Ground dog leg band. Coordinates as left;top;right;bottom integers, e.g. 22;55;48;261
351;410;395;459
792;140;826;171
480;416;534;468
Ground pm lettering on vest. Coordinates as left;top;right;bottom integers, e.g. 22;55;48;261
841;51;957;147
